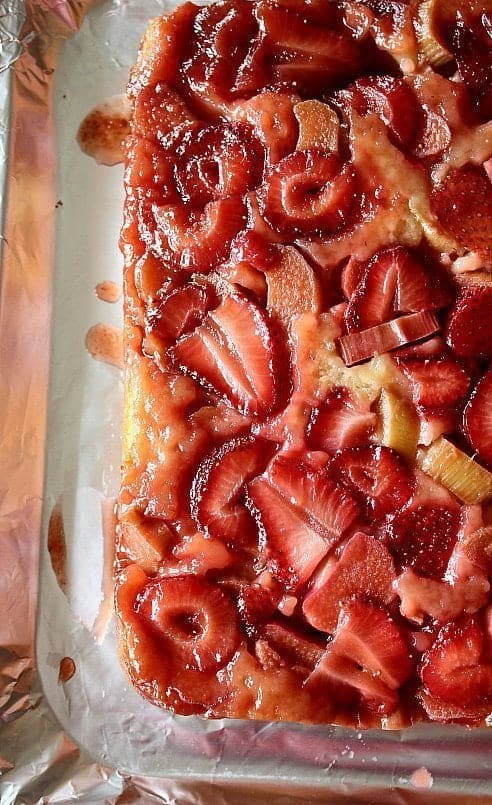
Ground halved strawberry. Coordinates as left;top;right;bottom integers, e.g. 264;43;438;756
155;196;247;271
463;369;492;468
170;294;279;417
350;76;423;151
258;3;361;93
451;11;492;119
400;358;470;411
303;532;397;634
149;284;217;343
308;387;376;454
341;256;367;299
136;575;240;672
258;150;357;238
306;601;413;715
383;505;460;579
237;583;279;630
229;230;278;274
344;247;451;333
420;618;492;707
431;164;492;263
445;285;492;361
174;123;262;207
191;437;276;545
330;445;414;519
248;457;358;589
260;619;325;671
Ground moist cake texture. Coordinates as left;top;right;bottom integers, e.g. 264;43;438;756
116;0;492;726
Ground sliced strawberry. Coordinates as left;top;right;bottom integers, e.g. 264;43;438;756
419;688;492;724
260;619;325;671
237;583;279;630
136;575;240;672
330;445;414;519
248;457;358;589
308;387;376;453
229;230;278;275
258;150;357;238
174;123;262;207
307;601;412;715
338;311;441;366
155;196;247;271
230;90;299;166
350;76;423;151
344;247;451;333
258;3;361;93
420;619;492;707
431;164;492;263
149;284;217;343
463;369;492;468
191;437;276;545
127;138;176;203
451;12;492;119
383;505;460;579
400;358;470;411
133;83;195;140
170;294;279;417
445;285;492;362
341;256;367;299
303;532;397;634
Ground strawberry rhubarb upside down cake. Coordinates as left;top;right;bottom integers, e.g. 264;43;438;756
116;0;492;727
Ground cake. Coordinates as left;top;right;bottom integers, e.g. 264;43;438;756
116;0;492;727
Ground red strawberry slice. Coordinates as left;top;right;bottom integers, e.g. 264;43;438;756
127;138;177;203
303;532;397;634
174;123;262;207
383;505;461;579
420;618;492;707
338;311;441;366
258;3;361;92
330;445;414;518
451;12;492;119
307;601;413;715
237;583;279;630
463;369;492;467
260;619;325;671
431;164;492;263
133;83;195;140
344;247;451;333
136;575;240;672
258;150;357;238
248;457;358;589
341;256;367;299
445;285;492;362
350;76;423;151
191;437;276;545
155;196;247;271
150;284;217;343
400;357;470;411
308;387;376;453
419;688;492;724
170;294;279;417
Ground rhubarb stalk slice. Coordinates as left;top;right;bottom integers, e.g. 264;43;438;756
378;388;419;460
294;100;339;153
417;437;492;504
338;311;440;366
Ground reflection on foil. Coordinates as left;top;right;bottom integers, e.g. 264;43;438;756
1;0;492;802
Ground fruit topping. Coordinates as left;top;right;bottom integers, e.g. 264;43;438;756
395;568;489;624
383;505;460;579
377;388;419;460
191;437;276;546
349;76;422;151
415;0;453;67
344;247;451;333
230;91;299;166
420;618;492;708
399;357;470;412
308;387;376;453
417;437;492;504
307;601;413;715
149;284;217;344
330;444;413;518
445;285;492;362
136;575;240;671
173;533;233;574
260;619;325;672
265;246;322;327
338;311;441;366
248;455;359;589
294;100;339;153
303;532;397;633
463;369;492;467
258;150;357;238
431;165;492;263
170;294;279;416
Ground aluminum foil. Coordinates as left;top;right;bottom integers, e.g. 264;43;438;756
1;0;492;802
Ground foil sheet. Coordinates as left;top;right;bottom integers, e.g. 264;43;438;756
1;1;492;802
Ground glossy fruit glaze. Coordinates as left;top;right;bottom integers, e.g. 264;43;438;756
117;0;492;727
